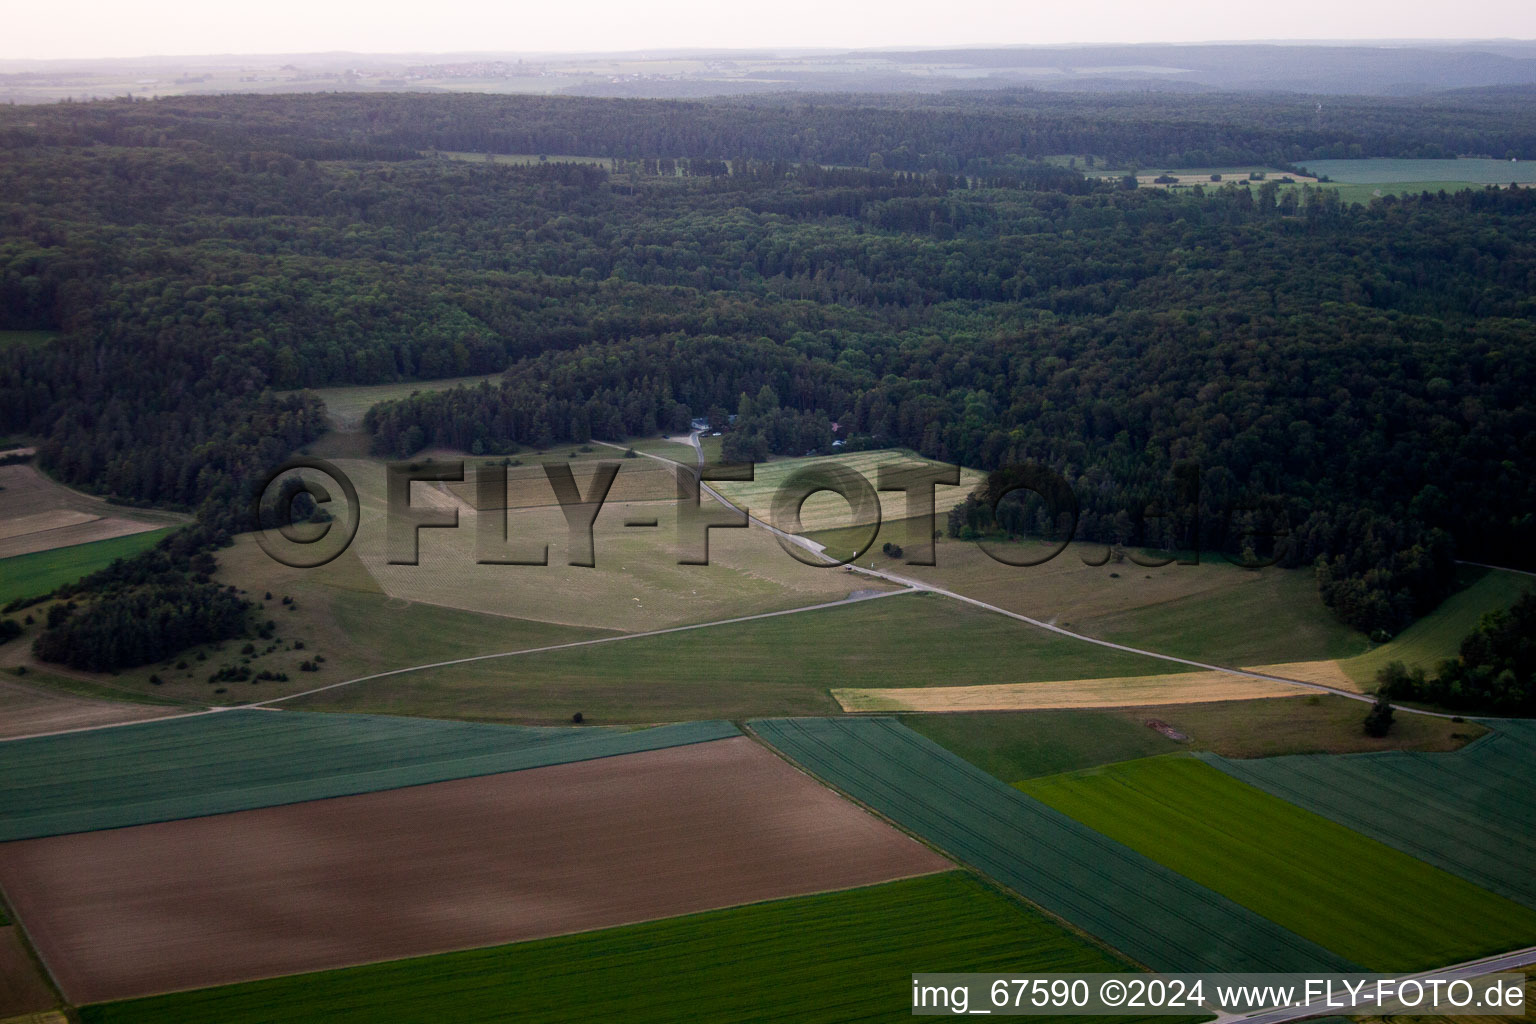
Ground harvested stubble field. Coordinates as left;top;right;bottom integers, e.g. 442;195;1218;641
76;873;1185;1024
752;716;1356;974
0;709;737;841
1019;756;1536;971
291;592;1174;723
833;668;1310;712
0;463;184;562
334;455;882;630
0;736;949;1004
1205;719;1536;909
0;677;184;740
58;534;611;708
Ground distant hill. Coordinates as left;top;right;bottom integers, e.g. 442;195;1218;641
5;41;1536;102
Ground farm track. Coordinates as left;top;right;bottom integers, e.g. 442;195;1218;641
606;434;1476;719
13;440;1526;742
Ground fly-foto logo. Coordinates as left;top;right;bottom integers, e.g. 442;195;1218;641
250;457;1276;572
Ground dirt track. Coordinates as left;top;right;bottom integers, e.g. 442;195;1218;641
0;680;186;739
0;736;949;1004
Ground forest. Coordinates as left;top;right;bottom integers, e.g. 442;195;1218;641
1;88;1533;659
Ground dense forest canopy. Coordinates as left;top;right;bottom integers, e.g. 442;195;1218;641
1;89;1534;645
5;88;1536;168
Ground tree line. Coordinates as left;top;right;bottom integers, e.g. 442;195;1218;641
0;91;1532;665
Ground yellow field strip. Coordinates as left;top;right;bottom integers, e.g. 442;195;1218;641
1243;659;1364;693
832;670;1312;712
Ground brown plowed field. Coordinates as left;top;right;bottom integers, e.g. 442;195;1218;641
0;464;186;559
0;736;948;1004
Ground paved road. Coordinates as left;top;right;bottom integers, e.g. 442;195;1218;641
1219;945;1536;1024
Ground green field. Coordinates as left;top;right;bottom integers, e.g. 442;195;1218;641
906;697;1483;779
1078;565;1368;667
80;872;1164;1024
905;709;1183;780
291;592;1174;723
753;716;1355;973
623;435;700;464
1297;159;1536;184
708;448;982;535
1019;756;1536;971
294;373;506;430
883;537;1367;670
1342;567;1535;687
0;528;177;607
1205;719;1536;909
0;709;735;841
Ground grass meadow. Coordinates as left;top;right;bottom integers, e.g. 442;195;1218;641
290;591;1174;723
1342;567;1534;687
906;697;1483;784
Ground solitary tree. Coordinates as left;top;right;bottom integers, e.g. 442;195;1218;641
1363;694;1395;737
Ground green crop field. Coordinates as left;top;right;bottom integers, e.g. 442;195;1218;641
291;592;1173;723
1205;719;1536;909
0;528;177;607
0;708;736;841
905;709;1183;780
1297;159;1536;184
1342;567;1534;688
1019;756;1536;971
753;716;1355;973
79;872;1174;1024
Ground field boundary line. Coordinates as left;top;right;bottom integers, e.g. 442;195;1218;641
739;719;1153;971
1;584;912;743
603;434;1458;716
240;588;916;708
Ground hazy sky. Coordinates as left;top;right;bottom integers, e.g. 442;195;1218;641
7;0;1535;60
